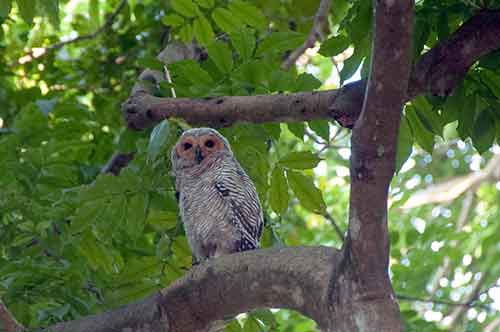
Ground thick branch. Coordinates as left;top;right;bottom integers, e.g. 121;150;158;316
0;299;24;332
281;0;332;70
122;10;500;131
408;9;500;97
123;87;336;130
324;2;414;332
47;247;339;332
348;0;413;277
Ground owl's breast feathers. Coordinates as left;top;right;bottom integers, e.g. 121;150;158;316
176;154;263;258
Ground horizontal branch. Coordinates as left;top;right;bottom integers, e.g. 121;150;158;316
122;10;500;131
402;153;500;209
47;247;339;332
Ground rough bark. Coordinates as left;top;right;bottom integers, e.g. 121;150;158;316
122;10;500;131
46;247;339;332
332;0;415;331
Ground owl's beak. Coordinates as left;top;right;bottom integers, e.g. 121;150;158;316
194;145;204;163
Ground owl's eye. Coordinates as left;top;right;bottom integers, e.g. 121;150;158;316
183;142;192;150
205;139;215;148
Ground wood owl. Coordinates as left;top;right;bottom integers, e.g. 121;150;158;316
171;128;263;264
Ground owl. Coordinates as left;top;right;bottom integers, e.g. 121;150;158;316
171;128;264;264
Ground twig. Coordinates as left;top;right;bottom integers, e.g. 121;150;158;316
17;0;127;64
396;294;491;310
0;299;24;332
101;152;135;176
281;0;332;70
323;212;344;242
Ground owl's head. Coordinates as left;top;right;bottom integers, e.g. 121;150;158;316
171;128;232;171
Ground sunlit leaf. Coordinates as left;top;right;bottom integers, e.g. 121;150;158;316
287;170;326;214
170;0;198;17
147;120;170;164
207;41;233;74
279;151;321;169
395;114;413;173
269;166;288;215
193;15;214;46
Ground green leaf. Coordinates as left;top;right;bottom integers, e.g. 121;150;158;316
279;151;321;169
137;55;164;71
481;70;500;99
340;50;364;83
228;0;266;30
147;120;170;164
0;0;12;19
192;15;214;46
256;32;306;56
88;0;99;26
230;27;255;61
243;317;263;332
161;13;184;27
39;0;59;28
287;123;305;140
412;96;442;136
308;120;329;141
179;23;194;43
156;234;172;259
457;94;476;140
212;7;243;33
406;105;434;153
170;0;198;18
207;41;233;74
70;202;104;234
395;114;414;173
225;320;243;332
170;60;214;87
126;193;147;238
287;170;326;214
269;166;289;215
269;69;295;92
471;108;496;154
194;0;214;9
294;73;321;92
319;35;350;57
16;0;35;24
78;232;115;274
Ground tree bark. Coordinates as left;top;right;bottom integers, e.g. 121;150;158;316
328;0;414;331
46;247;339;332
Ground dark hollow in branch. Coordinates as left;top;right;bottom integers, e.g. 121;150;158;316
122;10;500;131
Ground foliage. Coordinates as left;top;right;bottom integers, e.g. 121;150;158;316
0;0;499;331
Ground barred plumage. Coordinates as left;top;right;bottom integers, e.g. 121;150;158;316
171;128;263;264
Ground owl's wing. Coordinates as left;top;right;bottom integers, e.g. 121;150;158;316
214;164;263;251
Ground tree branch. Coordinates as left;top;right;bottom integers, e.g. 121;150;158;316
402;153;500;209
101;152;135;176
46;247;339;332
347;0;413;278
281;0;332;70
17;0;127;64
122;10;500;131
0;299;24;332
